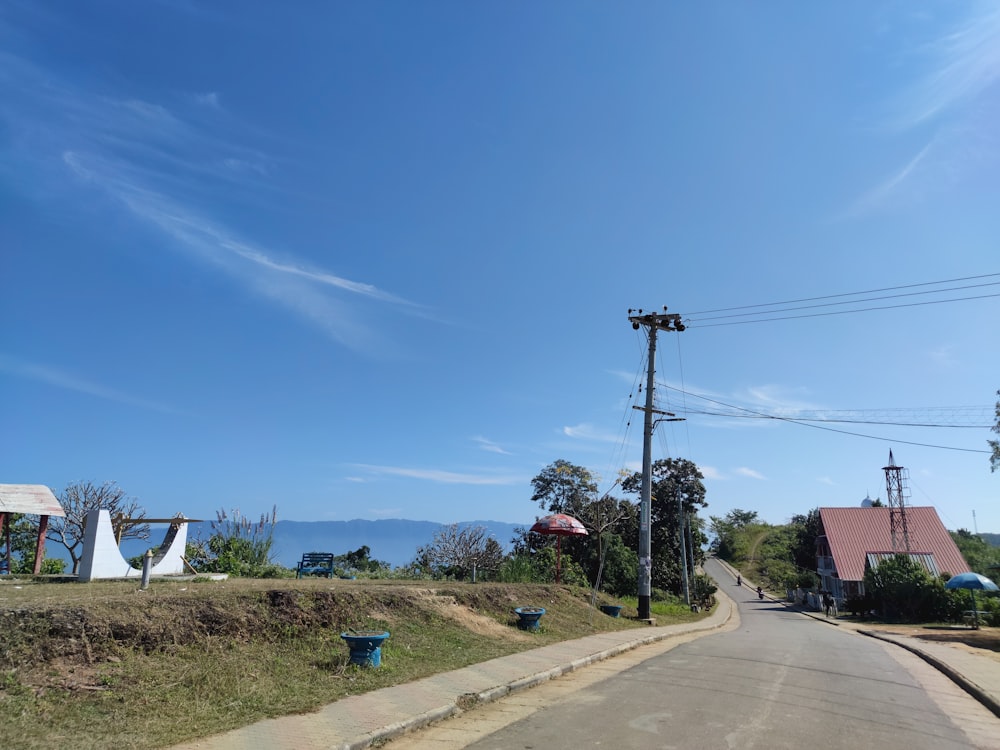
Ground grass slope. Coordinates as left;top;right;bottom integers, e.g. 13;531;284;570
0;578;703;749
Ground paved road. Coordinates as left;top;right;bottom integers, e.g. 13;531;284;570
390;558;999;749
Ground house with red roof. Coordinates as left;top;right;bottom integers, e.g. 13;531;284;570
816;503;968;603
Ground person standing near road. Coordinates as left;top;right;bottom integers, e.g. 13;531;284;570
736;574;741;587
823;591;834;617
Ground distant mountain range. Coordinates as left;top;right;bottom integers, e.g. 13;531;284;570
269;519;522;568
116;518;523;570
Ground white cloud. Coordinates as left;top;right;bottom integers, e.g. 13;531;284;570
563;423;618;442
222;157;268;176
62;150;419;349
735;467;767;480
352;464;524;486
196;91;221;109
853;5;1000;215
367;507;404;519
0;354;174;413
472;436;512;455
742;385;823;414
817;476;837;486
928;344;957;367
699;465;724;481
849;141;934;213
5;47;424;351
895;5;1000;128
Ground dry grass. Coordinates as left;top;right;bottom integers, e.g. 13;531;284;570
0;577;689;749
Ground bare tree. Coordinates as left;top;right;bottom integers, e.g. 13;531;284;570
579;481;631;596
48;481;150;574
416;524;505;581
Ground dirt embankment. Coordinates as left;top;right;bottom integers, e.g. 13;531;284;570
0;581;588;672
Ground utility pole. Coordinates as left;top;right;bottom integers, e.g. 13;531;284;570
678;492;690;606
628;308;685;621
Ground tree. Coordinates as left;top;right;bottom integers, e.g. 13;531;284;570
414;524;506;581
789;508;823;572
530;460;598;517
723;509;760;528
527;460;605;584
863;554;948;622
622;457;708;595
577;490;636;594
333;545;390;574
48;481;149;574
990;390;1000;472
950;529;1000;576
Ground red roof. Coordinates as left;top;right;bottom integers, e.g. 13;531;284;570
819;506;968;582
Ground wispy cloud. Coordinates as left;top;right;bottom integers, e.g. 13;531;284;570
894;5;1000;128
367;507;404;519
742;385;823;414
699;465;724;481
352;464;524;485
61;150;420;349
473;436;512;455
195;91;221;109
563;423;619;442
927;344;957;367
855;5;1000;212
0;354;174;413
735;467;767;481
849;140;934;214
5;45;425;350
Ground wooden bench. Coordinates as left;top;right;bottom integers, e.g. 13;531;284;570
296;552;335;578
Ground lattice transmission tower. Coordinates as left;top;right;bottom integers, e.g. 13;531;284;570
883;450;912;553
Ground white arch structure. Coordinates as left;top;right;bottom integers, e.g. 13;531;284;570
78;509;197;582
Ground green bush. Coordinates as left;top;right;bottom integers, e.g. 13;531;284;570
864;555;949;622
187;506;282;578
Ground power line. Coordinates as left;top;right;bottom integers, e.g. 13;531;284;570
684;272;1000;316
685;291;1000;328
688;281;1000;324
656;382;992;454
683;409;988;428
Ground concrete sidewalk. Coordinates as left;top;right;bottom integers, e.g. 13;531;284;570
171;589;999;750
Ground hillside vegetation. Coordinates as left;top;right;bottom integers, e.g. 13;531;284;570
0;577;702;749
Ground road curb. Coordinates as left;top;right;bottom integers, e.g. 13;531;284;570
857;629;1000;720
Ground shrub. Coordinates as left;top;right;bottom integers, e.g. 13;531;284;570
187;506;281;578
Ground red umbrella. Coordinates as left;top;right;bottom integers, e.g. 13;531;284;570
530;513;588;583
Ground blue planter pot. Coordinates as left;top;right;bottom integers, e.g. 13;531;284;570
599;604;622;618
341;631;390;667
514;607;546;631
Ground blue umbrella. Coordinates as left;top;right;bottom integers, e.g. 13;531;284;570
945;572;998;628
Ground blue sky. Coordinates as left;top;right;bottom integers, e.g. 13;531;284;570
2;2;998;535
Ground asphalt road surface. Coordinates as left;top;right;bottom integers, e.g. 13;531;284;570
389;557;1000;749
